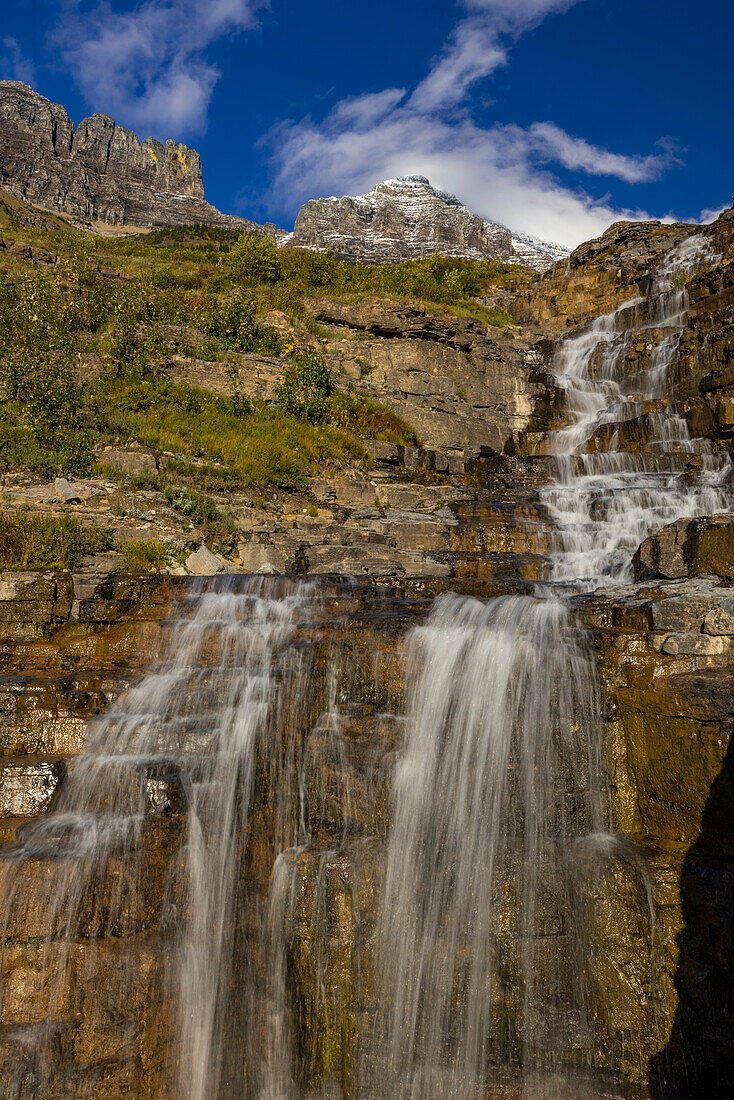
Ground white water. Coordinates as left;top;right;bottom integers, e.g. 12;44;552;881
2;237;730;1100
174;583;311;1100
373;236;729;1098
540;235;729;589
377;594;608;1098
0;578;316;1100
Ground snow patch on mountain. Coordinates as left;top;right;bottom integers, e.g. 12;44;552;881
286;176;568;271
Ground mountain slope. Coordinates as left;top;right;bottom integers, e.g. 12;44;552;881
284;175;568;270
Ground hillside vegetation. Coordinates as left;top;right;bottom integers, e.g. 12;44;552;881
0;194;524;493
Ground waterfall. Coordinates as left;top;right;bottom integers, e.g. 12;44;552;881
371;237;728;1097
540;235;729;590
375;593;612;1098
0;578;317;1099
2;236;730;1100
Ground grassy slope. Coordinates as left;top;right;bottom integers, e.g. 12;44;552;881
0;192;531;568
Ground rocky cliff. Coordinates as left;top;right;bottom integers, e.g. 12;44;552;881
0;81;262;232
284;175;568;270
2;178;734;1097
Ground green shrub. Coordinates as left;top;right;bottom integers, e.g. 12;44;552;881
120;538;167;572
163;484;238;549
0;405;51;473
0;511;115;570
0;275;95;475
148;266;203;290
109;323;166;378
670;258;714;288
276;348;335;422
193;291;281;355
303;250;339;288
231;233;282;284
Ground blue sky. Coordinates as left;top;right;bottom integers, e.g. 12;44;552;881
1;0;731;247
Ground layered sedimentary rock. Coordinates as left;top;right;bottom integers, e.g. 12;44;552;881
285;175;568;270
1;568;734;1097
303;295;556;457
0;81;261;231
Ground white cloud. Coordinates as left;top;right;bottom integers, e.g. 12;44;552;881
410;0;586;113
330;88;408;130
700;201;730;224
268;0;680;247
270;105;653;249
504;123;681;184
0;36;36;84
57;0;266;136
408;20;507;113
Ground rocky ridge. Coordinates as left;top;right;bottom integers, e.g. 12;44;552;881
0;81;264;233
0;82;570;264
284;175;568;271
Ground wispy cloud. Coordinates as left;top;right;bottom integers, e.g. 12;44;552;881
269;108;654;249
410;0;585;113
0;36;36;84
57;0;267;136
700;201;730;224
268;0;680;247
502;123;682;184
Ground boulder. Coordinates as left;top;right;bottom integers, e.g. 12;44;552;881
704;597;734;635
660;633;731;656
54;477;82;504
633;513;734;580
185;545;226;575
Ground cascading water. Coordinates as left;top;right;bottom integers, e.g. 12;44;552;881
377;594;608;1099
1;236;730;1100
0;578;317;1100
370;234;730;1098
540;235;729;589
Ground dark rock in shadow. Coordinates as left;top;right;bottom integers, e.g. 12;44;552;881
650;723;734;1098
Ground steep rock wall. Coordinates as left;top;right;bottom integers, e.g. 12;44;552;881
1;572;733;1096
0;81;261;231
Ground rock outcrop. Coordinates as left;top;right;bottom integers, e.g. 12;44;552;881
0;81;263;232
285;175;567;271
634;513;734;581
301;295;555;456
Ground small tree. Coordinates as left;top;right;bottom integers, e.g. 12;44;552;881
276;348;335;422
231;233;282;284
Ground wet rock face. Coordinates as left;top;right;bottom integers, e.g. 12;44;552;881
0;80;262;231
1;571;734;1097
513;219;699;332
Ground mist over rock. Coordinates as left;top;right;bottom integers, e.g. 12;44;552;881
284;175;569;270
0;80;263;233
